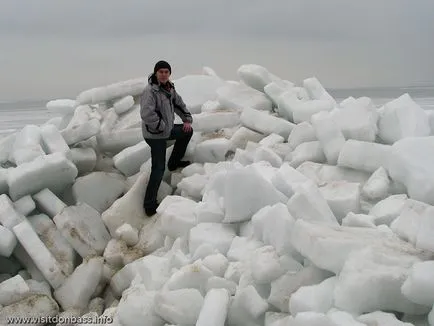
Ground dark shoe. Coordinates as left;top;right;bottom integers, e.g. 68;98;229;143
168;160;191;171
143;198;159;217
145;207;157;217
177;160;191;168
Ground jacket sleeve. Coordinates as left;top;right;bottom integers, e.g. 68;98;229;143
173;91;193;124
140;87;165;131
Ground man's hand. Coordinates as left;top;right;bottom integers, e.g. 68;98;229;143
183;122;192;133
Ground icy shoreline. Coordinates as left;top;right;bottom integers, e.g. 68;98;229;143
1;64;434;325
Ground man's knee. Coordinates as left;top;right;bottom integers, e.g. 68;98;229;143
184;127;193;139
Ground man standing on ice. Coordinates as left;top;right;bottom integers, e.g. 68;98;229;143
140;60;193;216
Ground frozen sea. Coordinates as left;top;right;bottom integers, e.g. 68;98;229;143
0;86;433;136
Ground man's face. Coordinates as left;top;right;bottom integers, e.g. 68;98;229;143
156;68;171;83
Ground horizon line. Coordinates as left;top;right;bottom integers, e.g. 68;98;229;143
1;83;434;103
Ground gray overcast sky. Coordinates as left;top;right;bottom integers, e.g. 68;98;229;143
1;0;433;100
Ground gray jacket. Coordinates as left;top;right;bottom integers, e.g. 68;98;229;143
140;80;193;139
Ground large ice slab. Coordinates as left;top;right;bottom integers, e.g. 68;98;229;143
278;91;334;123
249;245;285;284
334;246;431;315
369;194;408;226
174;75;225;113
40;124;70;155
192;111;240;133
113;95;134;115
253;146;283;168
100;108;119;134
113;141;151;176
228;285;269;325
96;128;143;154
337;139;392;173
154;288;204;325
217;82;273;111
0;274;30;306
27;214;75;275
0;294;59;326
229;126;265;149
221;167;286;223
270;162;309;199
265;80;294;108
401;261;434;307
201;100;223;113
289;277;337;315
362;166;390;201
358;311;414;326
117;285;164;326
268;265;332;313
196;288;230;326
287;122;317;150
189;223;236;255
296;161;370;186
251;203;296;256
76;77;146;105
319;181;361;222
0;224;17;257
67;147;97;175
113;106;140;133
289;141;326;168
413;206;434;252
54;257;103;311
132;255;172;291
9;125;45;165
331;104;378;142
13;195;35;216
7;152;78;201
378;93;430;144
46;99;76;114
164;260;213;294
61;119;101;146
12;243;45;282
290;219;428;274
53;203;111;258
101;172;148;236
0;168;9;194
177;173;209;200
303;77;336;106
32;188;67;218
241;108;294;139
387;136;434;205
226;236;263;262
287;181;338;226
64;104;94;127
237;64;276;92
13;220;67;289
311;111;346;165
194;138;231;163
159;195;198;238
71;172;125;213
0;133;16;164
0;194;25;229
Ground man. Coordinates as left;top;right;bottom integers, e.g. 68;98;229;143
140;60;193;216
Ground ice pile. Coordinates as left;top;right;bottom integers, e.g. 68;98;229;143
1;63;434;325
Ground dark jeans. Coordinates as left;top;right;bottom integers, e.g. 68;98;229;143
143;124;193;209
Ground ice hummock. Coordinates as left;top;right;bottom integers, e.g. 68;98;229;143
0;63;433;325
